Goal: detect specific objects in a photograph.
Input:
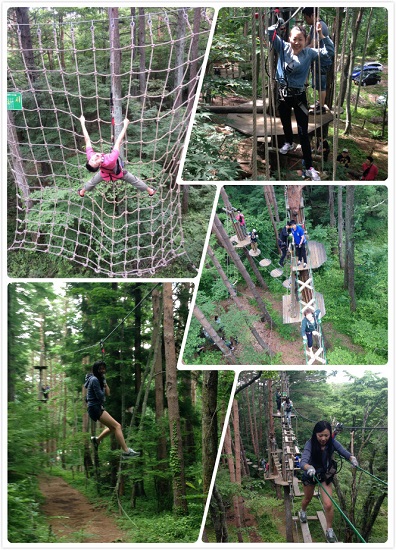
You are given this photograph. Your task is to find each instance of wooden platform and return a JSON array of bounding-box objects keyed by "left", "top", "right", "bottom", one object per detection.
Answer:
[
  {"left": 259, "top": 258, "right": 271, "bottom": 267},
  {"left": 230, "top": 235, "right": 251, "bottom": 248},
  {"left": 226, "top": 108, "right": 334, "bottom": 138},
  {"left": 249, "top": 248, "right": 261, "bottom": 257},
  {"left": 270, "top": 267, "right": 283, "bottom": 278},
  {"left": 282, "top": 291, "right": 325, "bottom": 324},
  {"left": 291, "top": 241, "right": 327, "bottom": 271}
]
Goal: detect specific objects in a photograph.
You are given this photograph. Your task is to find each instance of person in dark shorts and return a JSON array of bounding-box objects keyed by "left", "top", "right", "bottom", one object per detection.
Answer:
[
  {"left": 299, "top": 420, "right": 358, "bottom": 543},
  {"left": 84, "top": 360, "right": 139, "bottom": 458}
]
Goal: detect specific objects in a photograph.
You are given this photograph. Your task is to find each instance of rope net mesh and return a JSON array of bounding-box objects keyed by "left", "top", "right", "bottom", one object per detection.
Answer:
[{"left": 7, "top": 7, "right": 212, "bottom": 276}]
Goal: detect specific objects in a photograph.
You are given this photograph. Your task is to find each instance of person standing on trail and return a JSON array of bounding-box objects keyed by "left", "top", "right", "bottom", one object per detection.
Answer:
[
  {"left": 299, "top": 420, "right": 358, "bottom": 543},
  {"left": 290, "top": 220, "right": 307, "bottom": 268},
  {"left": 84, "top": 360, "right": 139, "bottom": 459},
  {"left": 301, "top": 307, "right": 322, "bottom": 358}
]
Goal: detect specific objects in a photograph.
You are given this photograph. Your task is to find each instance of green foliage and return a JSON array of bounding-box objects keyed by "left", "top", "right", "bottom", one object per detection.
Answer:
[
  {"left": 8, "top": 480, "right": 50, "bottom": 543},
  {"left": 182, "top": 113, "right": 244, "bottom": 181}
]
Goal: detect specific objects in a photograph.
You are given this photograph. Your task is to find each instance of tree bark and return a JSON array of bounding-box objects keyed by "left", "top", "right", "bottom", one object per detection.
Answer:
[
  {"left": 212, "top": 215, "right": 275, "bottom": 327},
  {"left": 223, "top": 424, "right": 243, "bottom": 542},
  {"left": 193, "top": 305, "right": 239, "bottom": 364},
  {"left": 344, "top": 9, "right": 363, "bottom": 134},
  {"left": 163, "top": 283, "right": 188, "bottom": 515},
  {"left": 344, "top": 186, "right": 356, "bottom": 311},
  {"left": 202, "top": 371, "right": 218, "bottom": 495},
  {"left": 338, "top": 186, "right": 345, "bottom": 269},
  {"left": 138, "top": 9, "right": 146, "bottom": 101}
]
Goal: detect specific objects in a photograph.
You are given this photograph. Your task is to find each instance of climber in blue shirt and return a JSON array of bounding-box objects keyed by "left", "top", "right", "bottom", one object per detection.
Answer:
[{"left": 290, "top": 220, "right": 307, "bottom": 268}]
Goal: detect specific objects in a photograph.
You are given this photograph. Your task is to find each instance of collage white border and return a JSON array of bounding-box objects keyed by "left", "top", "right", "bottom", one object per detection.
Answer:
[{"left": 2, "top": 1, "right": 394, "bottom": 549}]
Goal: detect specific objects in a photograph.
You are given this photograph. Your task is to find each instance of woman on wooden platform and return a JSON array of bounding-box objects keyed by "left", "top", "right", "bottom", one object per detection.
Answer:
[{"left": 267, "top": 21, "right": 334, "bottom": 181}]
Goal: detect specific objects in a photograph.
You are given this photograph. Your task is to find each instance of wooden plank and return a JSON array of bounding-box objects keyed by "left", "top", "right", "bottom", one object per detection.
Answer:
[
  {"left": 288, "top": 458, "right": 294, "bottom": 470},
  {"left": 293, "top": 476, "right": 303, "bottom": 496},
  {"left": 300, "top": 521, "right": 313, "bottom": 543},
  {"left": 295, "top": 446, "right": 300, "bottom": 454},
  {"left": 292, "top": 516, "right": 318, "bottom": 521},
  {"left": 317, "top": 511, "right": 328, "bottom": 536},
  {"left": 226, "top": 110, "right": 334, "bottom": 138}
]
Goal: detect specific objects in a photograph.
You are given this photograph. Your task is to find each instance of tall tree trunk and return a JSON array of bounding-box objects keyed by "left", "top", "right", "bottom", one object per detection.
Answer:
[
  {"left": 223, "top": 424, "right": 243, "bottom": 542},
  {"left": 202, "top": 371, "right": 218, "bottom": 495},
  {"left": 338, "top": 186, "right": 345, "bottom": 269},
  {"left": 344, "top": 186, "right": 356, "bottom": 311},
  {"left": 344, "top": 9, "right": 363, "bottom": 134},
  {"left": 138, "top": 8, "right": 146, "bottom": 101},
  {"left": 329, "top": 185, "right": 337, "bottom": 255},
  {"left": 153, "top": 288, "right": 170, "bottom": 507},
  {"left": 193, "top": 305, "right": 239, "bottom": 364},
  {"left": 207, "top": 246, "right": 274, "bottom": 355},
  {"left": 163, "top": 283, "right": 188, "bottom": 515},
  {"left": 212, "top": 215, "right": 275, "bottom": 327},
  {"left": 174, "top": 9, "right": 187, "bottom": 111},
  {"left": 209, "top": 484, "right": 229, "bottom": 542},
  {"left": 187, "top": 8, "right": 202, "bottom": 117},
  {"left": 264, "top": 185, "right": 280, "bottom": 245},
  {"left": 243, "top": 248, "right": 269, "bottom": 290}
]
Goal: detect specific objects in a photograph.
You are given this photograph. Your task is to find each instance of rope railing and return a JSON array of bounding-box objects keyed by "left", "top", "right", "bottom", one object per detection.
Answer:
[{"left": 314, "top": 475, "right": 367, "bottom": 543}]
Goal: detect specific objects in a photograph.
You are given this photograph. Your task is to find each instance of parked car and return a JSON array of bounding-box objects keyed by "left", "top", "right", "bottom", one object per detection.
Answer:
[
  {"left": 351, "top": 63, "right": 383, "bottom": 79},
  {"left": 353, "top": 72, "right": 381, "bottom": 86},
  {"left": 364, "top": 62, "right": 383, "bottom": 72}
]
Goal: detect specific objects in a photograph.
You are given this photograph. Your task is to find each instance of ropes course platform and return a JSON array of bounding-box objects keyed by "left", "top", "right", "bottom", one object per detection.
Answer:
[
  {"left": 282, "top": 291, "right": 325, "bottom": 324},
  {"left": 291, "top": 241, "right": 327, "bottom": 271},
  {"left": 225, "top": 103, "right": 334, "bottom": 139},
  {"left": 230, "top": 235, "right": 251, "bottom": 248}
]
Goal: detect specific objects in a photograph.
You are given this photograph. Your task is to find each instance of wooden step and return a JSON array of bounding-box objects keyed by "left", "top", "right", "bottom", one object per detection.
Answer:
[
  {"left": 293, "top": 476, "right": 303, "bottom": 497},
  {"left": 317, "top": 510, "right": 327, "bottom": 536}
]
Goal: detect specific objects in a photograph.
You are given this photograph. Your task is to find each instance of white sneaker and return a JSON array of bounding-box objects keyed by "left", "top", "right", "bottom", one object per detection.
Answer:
[
  {"left": 306, "top": 167, "right": 321, "bottom": 181},
  {"left": 297, "top": 261, "right": 301, "bottom": 266},
  {"left": 279, "top": 142, "right": 296, "bottom": 155},
  {"left": 303, "top": 262, "right": 307, "bottom": 268}
]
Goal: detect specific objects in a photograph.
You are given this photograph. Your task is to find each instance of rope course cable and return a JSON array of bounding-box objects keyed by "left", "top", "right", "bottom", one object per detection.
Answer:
[
  {"left": 73, "top": 282, "right": 162, "bottom": 357},
  {"left": 314, "top": 475, "right": 367, "bottom": 543},
  {"left": 7, "top": 7, "right": 212, "bottom": 276}
]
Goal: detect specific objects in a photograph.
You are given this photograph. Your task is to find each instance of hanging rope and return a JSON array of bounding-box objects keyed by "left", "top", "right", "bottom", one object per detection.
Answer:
[
  {"left": 7, "top": 8, "right": 212, "bottom": 276},
  {"left": 74, "top": 283, "right": 162, "bottom": 357}
]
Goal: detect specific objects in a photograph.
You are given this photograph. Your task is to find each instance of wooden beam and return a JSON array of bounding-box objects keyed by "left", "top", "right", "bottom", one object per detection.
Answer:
[{"left": 317, "top": 511, "right": 328, "bottom": 536}]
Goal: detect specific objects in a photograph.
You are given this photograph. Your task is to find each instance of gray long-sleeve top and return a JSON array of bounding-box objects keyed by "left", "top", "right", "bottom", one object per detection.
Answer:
[
  {"left": 84, "top": 373, "right": 105, "bottom": 407},
  {"left": 300, "top": 438, "right": 351, "bottom": 471},
  {"left": 268, "top": 25, "right": 334, "bottom": 88}
]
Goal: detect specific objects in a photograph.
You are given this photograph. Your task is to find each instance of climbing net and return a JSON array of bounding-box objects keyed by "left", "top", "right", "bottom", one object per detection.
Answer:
[{"left": 7, "top": 7, "right": 212, "bottom": 276}]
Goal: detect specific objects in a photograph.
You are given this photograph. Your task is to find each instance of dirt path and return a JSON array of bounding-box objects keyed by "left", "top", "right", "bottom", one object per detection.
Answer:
[
  {"left": 39, "top": 474, "right": 126, "bottom": 543},
  {"left": 221, "top": 285, "right": 363, "bottom": 364}
]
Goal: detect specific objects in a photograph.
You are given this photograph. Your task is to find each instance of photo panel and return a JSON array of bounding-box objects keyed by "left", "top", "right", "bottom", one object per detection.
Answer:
[
  {"left": 202, "top": 369, "right": 388, "bottom": 544},
  {"left": 7, "top": 281, "right": 236, "bottom": 544},
  {"left": 180, "top": 6, "right": 388, "bottom": 183},
  {"left": 183, "top": 184, "right": 388, "bottom": 366},
  {"left": 7, "top": 6, "right": 215, "bottom": 278}
]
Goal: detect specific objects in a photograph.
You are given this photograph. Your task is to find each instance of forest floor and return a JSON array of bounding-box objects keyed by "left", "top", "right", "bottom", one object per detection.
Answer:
[
  {"left": 221, "top": 285, "right": 364, "bottom": 364},
  {"left": 39, "top": 474, "right": 126, "bottom": 543}
]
